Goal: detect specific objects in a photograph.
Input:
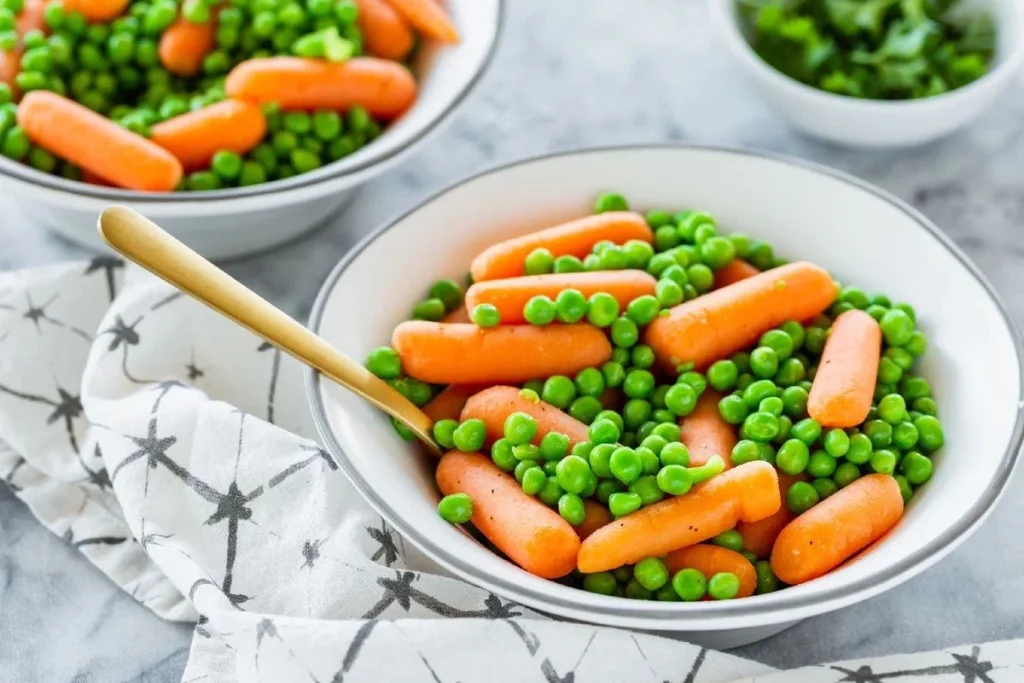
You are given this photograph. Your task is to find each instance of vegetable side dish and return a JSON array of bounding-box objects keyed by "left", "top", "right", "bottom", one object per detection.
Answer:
[
  {"left": 0, "top": 0, "right": 457, "bottom": 191},
  {"left": 364, "top": 194, "right": 943, "bottom": 601},
  {"left": 739, "top": 0, "right": 995, "bottom": 100}
]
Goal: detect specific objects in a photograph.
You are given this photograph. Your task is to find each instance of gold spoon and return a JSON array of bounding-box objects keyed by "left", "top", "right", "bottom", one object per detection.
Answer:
[{"left": 97, "top": 206, "right": 441, "bottom": 455}]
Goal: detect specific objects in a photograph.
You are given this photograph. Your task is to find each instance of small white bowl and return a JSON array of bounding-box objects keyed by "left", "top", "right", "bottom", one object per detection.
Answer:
[
  {"left": 709, "top": 0, "right": 1024, "bottom": 147},
  {"left": 307, "top": 146, "right": 1023, "bottom": 649},
  {"left": 0, "top": 0, "right": 502, "bottom": 260}
]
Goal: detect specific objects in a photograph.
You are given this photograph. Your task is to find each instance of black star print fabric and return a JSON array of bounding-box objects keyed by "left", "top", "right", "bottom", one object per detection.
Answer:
[{"left": 3, "top": 262, "right": 1021, "bottom": 683}]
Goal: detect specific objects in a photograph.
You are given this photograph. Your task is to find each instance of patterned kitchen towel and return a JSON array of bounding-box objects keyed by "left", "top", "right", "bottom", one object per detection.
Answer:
[{"left": 0, "top": 259, "right": 1019, "bottom": 683}]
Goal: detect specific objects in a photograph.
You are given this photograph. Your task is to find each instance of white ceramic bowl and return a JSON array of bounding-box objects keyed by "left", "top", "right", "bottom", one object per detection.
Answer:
[
  {"left": 307, "top": 146, "right": 1023, "bottom": 649},
  {"left": 709, "top": 0, "right": 1024, "bottom": 147},
  {"left": 0, "top": 0, "right": 502, "bottom": 260}
]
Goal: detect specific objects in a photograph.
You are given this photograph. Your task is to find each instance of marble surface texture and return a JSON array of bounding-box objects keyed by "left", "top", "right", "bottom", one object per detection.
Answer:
[{"left": 3, "top": 1, "right": 1024, "bottom": 680}]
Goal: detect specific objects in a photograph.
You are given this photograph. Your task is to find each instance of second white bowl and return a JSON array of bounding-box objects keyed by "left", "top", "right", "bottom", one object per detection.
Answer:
[{"left": 709, "top": 0, "right": 1024, "bottom": 147}]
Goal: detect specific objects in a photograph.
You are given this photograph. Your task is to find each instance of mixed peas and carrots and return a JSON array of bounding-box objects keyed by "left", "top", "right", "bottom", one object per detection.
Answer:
[
  {"left": 0, "top": 0, "right": 456, "bottom": 190},
  {"left": 364, "top": 193, "right": 943, "bottom": 601},
  {"left": 740, "top": 0, "right": 995, "bottom": 100}
]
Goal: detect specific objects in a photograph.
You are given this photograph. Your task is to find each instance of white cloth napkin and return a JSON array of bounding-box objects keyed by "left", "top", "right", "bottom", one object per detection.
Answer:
[{"left": 2, "top": 259, "right": 1021, "bottom": 683}]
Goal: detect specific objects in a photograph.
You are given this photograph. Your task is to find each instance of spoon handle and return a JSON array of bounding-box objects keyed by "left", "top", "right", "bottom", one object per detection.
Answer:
[{"left": 97, "top": 206, "right": 438, "bottom": 453}]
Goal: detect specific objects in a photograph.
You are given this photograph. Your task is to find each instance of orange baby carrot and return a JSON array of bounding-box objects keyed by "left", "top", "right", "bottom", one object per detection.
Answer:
[
  {"left": 771, "top": 474, "right": 903, "bottom": 585},
  {"left": 460, "top": 385, "right": 590, "bottom": 446},
  {"left": 680, "top": 390, "right": 735, "bottom": 469},
  {"left": 17, "top": 0, "right": 48, "bottom": 35},
  {"left": 665, "top": 544, "right": 757, "bottom": 598},
  {"left": 225, "top": 57, "right": 417, "bottom": 119},
  {"left": 577, "top": 461, "right": 781, "bottom": 573},
  {"left": 151, "top": 100, "right": 267, "bottom": 170},
  {"left": 385, "top": 0, "right": 459, "bottom": 43},
  {"left": 63, "top": 0, "right": 129, "bottom": 21},
  {"left": 807, "top": 309, "right": 882, "bottom": 428},
  {"left": 357, "top": 0, "right": 414, "bottom": 60},
  {"left": 576, "top": 500, "right": 614, "bottom": 540},
  {"left": 17, "top": 92, "right": 182, "bottom": 192},
  {"left": 442, "top": 305, "right": 470, "bottom": 323},
  {"left": 735, "top": 472, "right": 805, "bottom": 558},
  {"left": 0, "top": 50, "right": 18, "bottom": 92},
  {"left": 714, "top": 259, "right": 760, "bottom": 289},
  {"left": 436, "top": 451, "right": 579, "bottom": 578},
  {"left": 470, "top": 212, "right": 653, "bottom": 282},
  {"left": 645, "top": 262, "right": 836, "bottom": 371},
  {"left": 392, "top": 321, "right": 612, "bottom": 385},
  {"left": 464, "top": 271, "right": 658, "bottom": 325},
  {"left": 422, "top": 384, "right": 486, "bottom": 423},
  {"left": 158, "top": 16, "right": 217, "bottom": 78}
]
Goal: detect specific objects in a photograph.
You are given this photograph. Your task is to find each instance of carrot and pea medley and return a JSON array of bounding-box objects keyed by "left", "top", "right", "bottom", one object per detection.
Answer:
[
  {"left": 0, "top": 0, "right": 456, "bottom": 191},
  {"left": 364, "top": 194, "right": 943, "bottom": 599}
]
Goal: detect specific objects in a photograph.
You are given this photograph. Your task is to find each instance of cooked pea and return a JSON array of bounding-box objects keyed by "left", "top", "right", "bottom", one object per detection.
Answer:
[
  {"left": 365, "top": 345, "right": 401, "bottom": 379},
  {"left": 524, "top": 295, "right": 557, "bottom": 326},
  {"left": 845, "top": 433, "right": 873, "bottom": 464},
  {"left": 524, "top": 247, "right": 554, "bottom": 275},
  {"left": 665, "top": 382, "right": 698, "bottom": 416},
  {"left": 706, "top": 360, "right": 739, "bottom": 392},
  {"left": 905, "top": 330, "right": 927, "bottom": 357},
  {"left": 541, "top": 375, "right": 576, "bottom": 410},
  {"left": 880, "top": 308, "right": 915, "bottom": 346},
  {"left": 594, "top": 192, "right": 628, "bottom": 213},
  {"left": 553, "top": 255, "right": 584, "bottom": 273},
  {"left": 912, "top": 397, "right": 938, "bottom": 416},
  {"left": 776, "top": 439, "right": 809, "bottom": 475},
  {"left": 900, "top": 451, "right": 933, "bottom": 485},
  {"left": 711, "top": 529, "right": 744, "bottom": 552},
  {"left": 708, "top": 572, "right": 740, "bottom": 600},
  {"left": 781, "top": 386, "right": 809, "bottom": 419},
  {"left": 569, "top": 396, "right": 603, "bottom": 424},
  {"left": 833, "top": 462, "right": 861, "bottom": 488},
  {"left": 437, "top": 493, "right": 472, "bottom": 524},
  {"left": 608, "top": 491, "right": 643, "bottom": 517},
  {"left": 687, "top": 264, "right": 715, "bottom": 293},
  {"left": 471, "top": 303, "right": 501, "bottom": 328},
  {"left": 538, "top": 477, "right": 564, "bottom": 506},
  {"left": 823, "top": 428, "right": 850, "bottom": 458},
  {"left": 582, "top": 571, "right": 617, "bottom": 595},
  {"left": 539, "top": 432, "right": 570, "bottom": 462},
  {"left": 878, "top": 394, "right": 907, "bottom": 424},
  {"left": 812, "top": 477, "right": 839, "bottom": 500},
  {"left": 490, "top": 439, "right": 516, "bottom": 471},
  {"left": 894, "top": 474, "right": 913, "bottom": 503},
  {"left": 914, "top": 415, "right": 944, "bottom": 452},
  {"left": 555, "top": 288, "right": 589, "bottom": 323},
  {"left": 731, "top": 439, "right": 760, "bottom": 466},
  {"left": 659, "top": 442, "right": 690, "bottom": 468},
  {"left": 786, "top": 481, "right": 819, "bottom": 514},
  {"left": 743, "top": 412, "right": 779, "bottom": 442},
  {"left": 755, "top": 561, "right": 778, "bottom": 594},
  {"left": 806, "top": 450, "right": 837, "bottom": 478},
  {"left": 587, "top": 292, "right": 619, "bottom": 327},
  {"left": 699, "top": 236, "right": 736, "bottom": 269},
  {"left": 901, "top": 376, "right": 932, "bottom": 401},
  {"left": 718, "top": 394, "right": 749, "bottom": 425},
  {"left": 412, "top": 298, "right": 446, "bottom": 321}
]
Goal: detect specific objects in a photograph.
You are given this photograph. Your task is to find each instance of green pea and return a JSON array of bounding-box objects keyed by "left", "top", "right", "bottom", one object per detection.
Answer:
[
  {"left": 879, "top": 308, "right": 915, "bottom": 347},
  {"left": 877, "top": 356, "right": 903, "bottom": 386},
  {"left": 618, "top": 370, "right": 651, "bottom": 401},
  {"left": 628, "top": 557, "right": 669, "bottom": 591},
  {"left": 513, "top": 459, "right": 539, "bottom": 484},
  {"left": 639, "top": 435, "right": 668, "bottom": 457},
  {"left": 586, "top": 292, "right": 618, "bottom": 327},
  {"left": 629, "top": 474, "right": 664, "bottom": 505},
  {"left": 782, "top": 386, "right": 809, "bottom": 419},
  {"left": 536, "top": 432, "right": 568, "bottom": 462},
  {"left": 703, "top": 360, "right": 737, "bottom": 393},
  {"left": 693, "top": 222, "right": 717, "bottom": 245},
  {"left": 868, "top": 449, "right": 897, "bottom": 475},
  {"left": 894, "top": 474, "right": 913, "bottom": 503},
  {"left": 678, "top": 371, "right": 707, "bottom": 396},
  {"left": 609, "top": 316, "right": 638, "bottom": 348},
  {"left": 364, "top": 346, "right": 402, "bottom": 379},
  {"left": 552, "top": 255, "right": 584, "bottom": 273},
  {"left": 779, "top": 320, "right": 805, "bottom": 350},
  {"left": 334, "top": 0, "right": 357, "bottom": 22},
  {"left": 594, "top": 192, "right": 628, "bottom": 213},
  {"left": 711, "top": 529, "right": 744, "bottom": 552},
  {"left": 554, "top": 493, "right": 585, "bottom": 525},
  {"left": 422, "top": 280, "right": 460, "bottom": 314},
  {"left": 621, "top": 295, "right": 657, "bottom": 327},
  {"left": 914, "top": 415, "right": 944, "bottom": 452},
  {"left": 905, "top": 330, "right": 927, "bottom": 357},
  {"left": 410, "top": 298, "right": 444, "bottom": 322},
  {"left": 803, "top": 326, "right": 827, "bottom": 356},
  {"left": 840, "top": 433, "right": 870, "bottom": 465},
  {"left": 729, "top": 440, "right": 758, "bottom": 466},
  {"left": 27, "top": 147, "right": 56, "bottom": 173},
  {"left": 653, "top": 278, "right": 683, "bottom": 309},
  {"left": 647, "top": 252, "right": 676, "bottom": 277},
  {"left": 788, "top": 418, "right": 821, "bottom": 446},
  {"left": 520, "top": 295, "right": 555, "bottom": 326},
  {"left": 623, "top": 399, "right": 653, "bottom": 431},
  {"left": 773, "top": 357, "right": 805, "bottom": 387},
  {"left": 426, "top": 419, "right": 457, "bottom": 450},
  {"left": 741, "top": 411, "right": 778, "bottom": 442},
  {"left": 611, "top": 347, "right": 630, "bottom": 365},
  {"left": 0, "top": 30, "right": 13, "bottom": 51},
  {"left": 14, "top": 70, "right": 47, "bottom": 92},
  {"left": 538, "top": 477, "right": 564, "bottom": 506},
  {"left": 522, "top": 247, "right": 554, "bottom": 275},
  {"left": 898, "top": 450, "right": 932, "bottom": 485},
  {"left": 204, "top": 150, "right": 242, "bottom": 181},
  {"left": 672, "top": 568, "right": 707, "bottom": 601},
  {"left": 569, "top": 396, "right": 602, "bottom": 424},
  {"left": 699, "top": 236, "right": 736, "bottom": 270},
  {"left": 718, "top": 394, "right": 749, "bottom": 425},
  {"left": 875, "top": 394, "right": 907, "bottom": 425},
  {"left": 467, "top": 303, "right": 499, "bottom": 328},
  {"left": 661, "top": 265, "right": 687, "bottom": 288},
  {"left": 756, "top": 331, "right": 792, "bottom": 364},
  {"left": 651, "top": 423, "right": 679, "bottom": 444},
  {"left": 653, "top": 225, "right": 681, "bottom": 253},
  {"left": 658, "top": 442, "right": 690, "bottom": 468},
  {"left": 776, "top": 439, "right": 810, "bottom": 474},
  {"left": 863, "top": 420, "right": 892, "bottom": 449},
  {"left": 539, "top": 375, "right": 575, "bottom": 410},
  {"left": 747, "top": 346, "right": 778, "bottom": 379},
  {"left": 625, "top": 346, "right": 653, "bottom": 371},
  {"left": 608, "top": 491, "right": 642, "bottom": 517},
  {"left": 774, "top": 414, "right": 793, "bottom": 444},
  {"left": 687, "top": 264, "right": 715, "bottom": 293},
  {"left": 833, "top": 462, "right": 861, "bottom": 488},
  {"left": 487, "top": 439, "right": 513, "bottom": 471},
  {"left": 609, "top": 447, "right": 642, "bottom": 484},
  {"left": 900, "top": 376, "right": 932, "bottom": 401},
  {"left": 755, "top": 561, "right": 778, "bottom": 594},
  {"left": 621, "top": 579, "right": 650, "bottom": 600},
  {"left": 805, "top": 448, "right": 836, "bottom": 477},
  {"left": 582, "top": 571, "right": 618, "bottom": 596},
  {"left": 755, "top": 442, "right": 776, "bottom": 465},
  {"left": 741, "top": 379, "right": 777, "bottom": 408},
  {"left": 891, "top": 421, "right": 918, "bottom": 450},
  {"left": 546, "top": 289, "right": 587, "bottom": 325},
  {"left": 759, "top": 396, "right": 784, "bottom": 417},
  {"left": 665, "top": 382, "right": 697, "bottom": 417},
  {"left": 499, "top": 412, "right": 535, "bottom": 446},
  {"left": 819, "top": 429, "right": 848, "bottom": 458},
  {"left": 187, "top": 170, "right": 221, "bottom": 191},
  {"left": 808, "top": 477, "right": 838, "bottom": 500},
  {"left": 569, "top": 367, "right": 602, "bottom": 399},
  {"left": 585, "top": 443, "right": 613, "bottom": 478},
  {"left": 707, "top": 572, "right": 740, "bottom": 600},
  {"left": 595, "top": 479, "right": 624, "bottom": 504},
  {"left": 912, "top": 397, "right": 938, "bottom": 417},
  {"left": 622, "top": 240, "right": 654, "bottom": 269},
  {"left": 437, "top": 493, "right": 472, "bottom": 523},
  {"left": 786, "top": 481, "right": 819, "bottom": 514}
]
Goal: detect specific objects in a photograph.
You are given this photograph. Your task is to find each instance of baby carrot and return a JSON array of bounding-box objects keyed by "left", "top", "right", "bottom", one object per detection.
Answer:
[
  {"left": 460, "top": 385, "right": 590, "bottom": 446},
  {"left": 436, "top": 451, "right": 579, "bottom": 578},
  {"left": 442, "top": 305, "right": 471, "bottom": 323},
  {"left": 16, "top": 92, "right": 182, "bottom": 192},
  {"left": 470, "top": 212, "right": 653, "bottom": 282},
  {"left": 714, "top": 259, "right": 760, "bottom": 289},
  {"left": 735, "top": 472, "right": 805, "bottom": 558},
  {"left": 645, "top": 262, "right": 836, "bottom": 371},
  {"left": 357, "top": 0, "right": 414, "bottom": 60},
  {"left": 17, "top": 0, "right": 48, "bottom": 36},
  {"left": 225, "top": 57, "right": 417, "bottom": 119},
  {"left": 680, "top": 390, "right": 735, "bottom": 469},
  {"left": 63, "top": 0, "right": 129, "bottom": 22},
  {"left": 576, "top": 500, "right": 613, "bottom": 540},
  {"left": 577, "top": 461, "right": 781, "bottom": 573},
  {"left": 665, "top": 544, "right": 757, "bottom": 598},
  {"left": 151, "top": 100, "right": 267, "bottom": 170},
  {"left": 385, "top": 0, "right": 459, "bottom": 43},
  {"left": 771, "top": 474, "right": 903, "bottom": 585},
  {"left": 0, "top": 51, "right": 18, "bottom": 92},
  {"left": 158, "top": 16, "right": 217, "bottom": 78},
  {"left": 422, "top": 384, "right": 487, "bottom": 423},
  {"left": 807, "top": 309, "right": 882, "bottom": 428},
  {"left": 464, "top": 271, "right": 658, "bottom": 325},
  {"left": 392, "top": 321, "right": 613, "bottom": 385}
]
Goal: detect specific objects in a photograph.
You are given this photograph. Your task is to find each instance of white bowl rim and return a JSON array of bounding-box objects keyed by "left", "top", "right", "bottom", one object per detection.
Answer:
[
  {"left": 0, "top": 0, "right": 505, "bottom": 203},
  {"left": 305, "top": 144, "right": 1024, "bottom": 622},
  {"left": 709, "top": 0, "right": 1024, "bottom": 111}
]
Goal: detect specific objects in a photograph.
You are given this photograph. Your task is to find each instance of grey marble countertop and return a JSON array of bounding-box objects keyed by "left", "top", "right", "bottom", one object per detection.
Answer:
[{"left": 3, "top": 1, "right": 1024, "bottom": 680}]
